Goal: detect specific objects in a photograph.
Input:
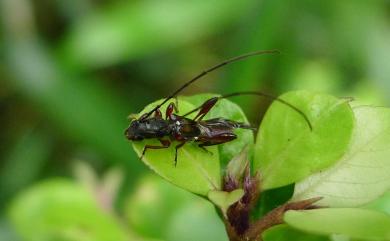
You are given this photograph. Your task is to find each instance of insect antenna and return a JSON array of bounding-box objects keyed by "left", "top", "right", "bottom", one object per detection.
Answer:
[
  {"left": 140, "top": 50, "right": 280, "bottom": 120},
  {"left": 183, "top": 91, "right": 313, "bottom": 130}
]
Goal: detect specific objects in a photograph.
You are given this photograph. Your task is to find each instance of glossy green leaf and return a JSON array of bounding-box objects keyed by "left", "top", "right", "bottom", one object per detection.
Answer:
[
  {"left": 254, "top": 91, "right": 355, "bottom": 190},
  {"left": 284, "top": 208, "right": 390, "bottom": 240},
  {"left": 293, "top": 106, "right": 390, "bottom": 207},
  {"left": 183, "top": 93, "right": 254, "bottom": 168},
  {"left": 208, "top": 189, "right": 245, "bottom": 216},
  {"left": 8, "top": 179, "right": 129, "bottom": 241},
  {"left": 262, "top": 224, "right": 329, "bottom": 241},
  {"left": 132, "top": 98, "right": 220, "bottom": 196}
]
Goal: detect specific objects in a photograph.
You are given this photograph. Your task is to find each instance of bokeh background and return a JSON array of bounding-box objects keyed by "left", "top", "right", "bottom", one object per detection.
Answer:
[{"left": 1, "top": 0, "right": 390, "bottom": 240}]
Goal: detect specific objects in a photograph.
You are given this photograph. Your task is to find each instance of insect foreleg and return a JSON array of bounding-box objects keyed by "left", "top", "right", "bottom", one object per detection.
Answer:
[
  {"left": 154, "top": 109, "right": 163, "bottom": 118},
  {"left": 166, "top": 102, "right": 179, "bottom": 120},
  {"left": 141, "top": 139, "right": 171, "bottom": 159}
]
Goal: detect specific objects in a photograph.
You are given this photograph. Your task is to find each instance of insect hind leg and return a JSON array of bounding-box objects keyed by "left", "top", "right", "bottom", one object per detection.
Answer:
[{"left": 199, "top": 145, "right": 213, "bottom": 155}]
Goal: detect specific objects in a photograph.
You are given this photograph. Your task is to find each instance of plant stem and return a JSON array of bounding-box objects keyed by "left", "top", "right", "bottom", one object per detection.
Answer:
[{"left": 224, "top": 197, "right": 322, "bottom": 241}]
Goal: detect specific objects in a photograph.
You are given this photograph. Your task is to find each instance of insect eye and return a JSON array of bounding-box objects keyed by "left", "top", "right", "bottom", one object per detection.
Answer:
[{"left": 131, "top": 121, "right": 140, "bottom": 127}]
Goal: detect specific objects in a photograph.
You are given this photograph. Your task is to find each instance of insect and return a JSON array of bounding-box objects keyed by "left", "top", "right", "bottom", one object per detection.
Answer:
[{"left": 125, "top": 50, "right": 312, "bottom": 166}]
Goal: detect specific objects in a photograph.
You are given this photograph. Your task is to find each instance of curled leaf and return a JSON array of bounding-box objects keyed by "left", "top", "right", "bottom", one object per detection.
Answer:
[{"left": 225, "top": 146, "right": 249, "bottom": 183}]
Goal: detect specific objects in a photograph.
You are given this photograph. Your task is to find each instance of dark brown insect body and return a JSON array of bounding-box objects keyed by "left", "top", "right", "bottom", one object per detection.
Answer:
[
  {"left": 125, "top": 97, "right": 254, "bottom": 165},
  {"left": 125, "top": 51, "right": 312, "bottom": 165}
]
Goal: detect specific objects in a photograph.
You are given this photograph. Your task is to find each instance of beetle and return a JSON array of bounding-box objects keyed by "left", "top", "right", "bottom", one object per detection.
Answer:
[{"left": 125, "top": 50, "right": 312, "bottom": 166}]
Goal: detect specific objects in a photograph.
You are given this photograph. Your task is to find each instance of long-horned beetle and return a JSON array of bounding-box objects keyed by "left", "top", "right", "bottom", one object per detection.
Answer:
[{"left": 125, "top": 50, "right": 312, "bottom": 166}]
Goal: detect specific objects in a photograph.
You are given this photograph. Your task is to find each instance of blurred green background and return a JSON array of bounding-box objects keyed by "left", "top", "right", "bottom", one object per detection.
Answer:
[{"left": 0, "top": 0, "right": 389, "bottom": 240}]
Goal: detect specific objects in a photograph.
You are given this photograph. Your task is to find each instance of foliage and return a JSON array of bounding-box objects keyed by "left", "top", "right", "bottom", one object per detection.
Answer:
[
  {"left": 2, "top": 0, "right": 390, "bottom": 241},
  {"left": 127, "top": 91, "right": 390, "bottom": 240}
]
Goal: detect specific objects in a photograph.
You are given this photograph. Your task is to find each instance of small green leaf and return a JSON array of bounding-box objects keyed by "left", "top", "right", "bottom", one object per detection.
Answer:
[
  {"left": 262, "top": 224, "right": 329, "bottom": 241},
  {"left": 166, "top": 199, "right": 228, "bottom": 241},
  {"left": 183, "top": 93, "right": 254, "bottom": 168},
  {"left": 132, "top": 98, "right": 220, "bottom": 196},
  {"left": 125, "top": 175, "right": 194, "bottom": 239},
  {"left": 208, "top": 189, "right": 245, "bottom": 216},
  {"left": 8, "top": 179, "right": 129, "bottom": 241},
  {"left": 293, "top": 106, "right": 390, "bottom": 207},
  {"left": 254, "top": 90, "right": 355, "bottom": 190},
  {"left": 284, "top": 208, "right": 390, "bottom": 240}
]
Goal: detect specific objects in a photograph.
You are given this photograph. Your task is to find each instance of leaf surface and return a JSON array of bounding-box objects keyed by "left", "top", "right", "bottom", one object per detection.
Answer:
[
  {"left": 262, "top": 224, "right": 329, "bottom": 241},
  {"left": 8, "top": 179, "right": 130, "bottom": 241},
  {"left": 293, "top": 106, "right": 390, "bottom": 207},
  {"left": 284, "top": 208, "right": 390, "bottom": 240},
  {"left": 132, "top": 98, "right": 220, "bottom": 196},
  {"left": 254, "top": 91, "right": 355, "bottom": 189},
  {"left": 208, "top": 189, "right": 245, "bottom": 215}
]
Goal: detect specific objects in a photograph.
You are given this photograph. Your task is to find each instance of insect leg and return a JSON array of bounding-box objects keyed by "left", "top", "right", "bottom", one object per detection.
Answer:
[
  {"left": 141, "top": 139, "right": 171, "bottom": 159},
  {"left": 154, "top": 109, "right": 163, "bottom": 118},
  {"left": 166, "top": 102, "right": 179, "bottom": 120},
  {"left": 199, "top": 146, "right": 213, "bottom": 155},
  {"left": 174, "top": 141, "right": 186, "bottom": 166},
  {"left": 192, "top": 97, "right": 219, "bottom": 121}
]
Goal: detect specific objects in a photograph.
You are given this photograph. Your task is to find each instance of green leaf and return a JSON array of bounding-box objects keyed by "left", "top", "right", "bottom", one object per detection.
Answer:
[
  {"left": 262, "top": 224, "right": 329, "bottom": 241},
  {"left": 208, "top": 189, "right": 245, "bottom": 216},
  {"left": 254, "top": 90, "right": 355, "bottom": 190},
  {"left": 183, "top": 93, "right": 254, "bottom": 168},
  {"left": 284, "top": 208, "right": 390, "bottom": 240},
  {"left": 166, "top": 200, "right": 228, "bottom": 241},
  {"left": 255, "top": 184, "right": 295, "bottom": 219},
  {"left": 365, "top": 191, "right": 390, "bottom": 215},
  {"left": 125, "top": 175, "right": 227, "bottom": 241},
  {"left": 293, "top": 106, "right": 390, "bottom": 207},
  {"left": 132, "top": 98, "right": 220, "bottom": 196},
  {"left": 8, "top": 179, "right": 129, "bottom": 241},
  {"left": 125, "top": 175, "right": 194, "bottom": 239}
]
